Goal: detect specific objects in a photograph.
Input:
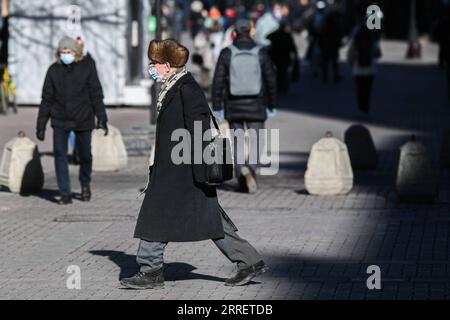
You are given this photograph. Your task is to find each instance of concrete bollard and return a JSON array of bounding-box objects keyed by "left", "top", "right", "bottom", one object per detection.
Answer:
[
  {"left": 92, "top": 125, "right": 128, "bottom": 172},
  {"left": 395, "top": 136, "right": 438, "bottom": 203},
  {"left": 305, "top": 131, "right": 354, "bottom": 195},
  {"left": 0, "top": 131, "right": 44, "bottom": 194}
]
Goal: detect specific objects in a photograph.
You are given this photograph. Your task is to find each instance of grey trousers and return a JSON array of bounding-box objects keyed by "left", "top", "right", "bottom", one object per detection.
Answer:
[
  {"left": 229, "top": 121, "right": 265, "bottom": 178},
  {"left": 137, "top": 211, "right": 262, "bottom": 272}
]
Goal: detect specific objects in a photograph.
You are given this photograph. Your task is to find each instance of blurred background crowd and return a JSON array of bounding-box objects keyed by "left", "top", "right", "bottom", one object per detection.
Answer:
[{"left": 1, "top": 0, "right": 449, "bottom": 115}]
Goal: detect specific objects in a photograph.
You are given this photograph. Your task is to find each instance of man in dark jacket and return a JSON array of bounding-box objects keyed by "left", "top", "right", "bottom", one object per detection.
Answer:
[
  {"left": 267, "top": 21, "right": 299, "bottom": 94},
  {"left": 212, "top": 20, "right": 277, "bottom": 193},
  {"left": 318, "top": 6, "right": 344, "bottom": 83},
  {"left": 0, "top": 0, "right": 9, "bottom": 68},
  {"left": 435, "top": 6, "right": 450, "bottom": 100},
  {"left": 120, "top": 39, "right": 267, "bottom": 290},
  {"left": 36, "top": 36, "right": 108, "bottom": 205}
]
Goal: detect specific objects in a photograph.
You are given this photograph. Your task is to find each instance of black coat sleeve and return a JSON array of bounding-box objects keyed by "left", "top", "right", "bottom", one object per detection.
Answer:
[
  {"left": 36, "top": 68, "right": 55, "bottom": 132},
  {"left": 180, "top": 82, "right": 211, "bottom": 183},
  {"left": 87, "top": 60, "right": 108, "bottom": 123},
  {"left": 260, "top": 47, "right": 277, "bottom": 110},
  {"left": 211, "top": 48, "right": 230, "bottom": 111}
]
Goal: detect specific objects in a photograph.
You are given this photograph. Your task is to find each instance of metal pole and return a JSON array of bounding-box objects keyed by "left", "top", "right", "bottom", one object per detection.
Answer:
[{"left": 150, "top": 0, "right": 162, "bottom": 125}]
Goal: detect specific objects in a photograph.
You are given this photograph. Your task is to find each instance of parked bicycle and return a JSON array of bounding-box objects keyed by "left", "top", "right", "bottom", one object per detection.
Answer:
[{"left": 0, "top": 66, "right": 17, "bottom": 115}]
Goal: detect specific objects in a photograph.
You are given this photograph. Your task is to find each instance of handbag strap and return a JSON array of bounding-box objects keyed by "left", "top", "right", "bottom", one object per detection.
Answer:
[
  {"left": 206, "top": 104, "right": 223, "bottom": 137},
  {"left": 179, "top": 81, "right": 224, "bottom": 137}
]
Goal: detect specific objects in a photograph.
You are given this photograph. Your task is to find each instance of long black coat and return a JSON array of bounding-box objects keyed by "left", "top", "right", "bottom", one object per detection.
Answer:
[
  {"left": 134, "top": 73, "right": 233, "bottom": 243},
  {"left": 37, "top": 56, "right": 108, "bottom": 132}
]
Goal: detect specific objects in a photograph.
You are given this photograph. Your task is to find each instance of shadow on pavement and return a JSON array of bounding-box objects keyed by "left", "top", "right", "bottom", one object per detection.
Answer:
[
  {"left": 89, "top": 250, "right": 228, "bottom": 284},
  {"left": 24, "top": 188, "right": 84, "bottom": 203},
  {"left": 23, "top": 188, "right": 60, "bottom": 203}
]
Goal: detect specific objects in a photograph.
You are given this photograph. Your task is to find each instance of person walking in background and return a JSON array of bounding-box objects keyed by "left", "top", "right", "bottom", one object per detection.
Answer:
[
  {"left": 347, "top": 20, "right": 381, "bottom": 115},
  {"left": 222, "top": 17, "right": 237, "bottom": 49},
  {"left": 189, "top": 0, "right": 205, "bottom": 40},
  {"left": 434, "top": 5, "right": 450, "bottom": 100},
  {"left": 0, "top": 0, "right": 14, "bottom": 115},
  {"left": 318, "top": 2, "right": 344, "bottom": 83},
  {"left": 223, "top": 7, "right": 237, "bottom": 32},
  {"left": 209, "top": 19, "right": 225, "bottom": 62},
  {"left": 0, "top": 0, "right": 9, "bottom": 69},
  {"left": 120, "top": 39, "right": 267, "bottom": 290},
  {"left": 267, "top": 21, "right": 299, "bottom": 95},
  {"left": 253, "top": 4, "right": 280, "bottom": 47},
  {"left": 434, "top": 5, "right": 450, "bottom": 70},
  {"left": 36, "top": 36, "right": 109, "bottom": 205},
  {"left": 305, "top": 0, "right": 327, "bottom": 79},
  {"left": 212, "top": 20, "right": 277, "bottom": 194},
  {"left": 193, "top": 26, "right": 215, "bottom": 93}
]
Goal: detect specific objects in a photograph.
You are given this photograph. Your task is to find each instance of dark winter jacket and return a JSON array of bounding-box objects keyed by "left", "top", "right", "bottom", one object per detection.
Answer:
[
  {"left": 37, "top": 56, "right": 108, "bottom": 132},
  {"left": 134, "top": 72, "right": 232, "bottom": 242},
  {"left": 267, "top": 27, "right": 298, "bottom": 67},
  {"left": 212, "top": 34, "right": 277, "bottom": 122},
  {"left": 318, "top": 10, "right": 344, "bottom": 58},
  {"left": 0, "top": 16, "right": 9, "bottom": 65}
]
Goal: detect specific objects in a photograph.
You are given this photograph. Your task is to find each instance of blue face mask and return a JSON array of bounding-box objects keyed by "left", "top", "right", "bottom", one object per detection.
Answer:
[
  {"left": 148, "top": 66, "right": 163, "bottom": 82},
  {"left": 60, "top": 53, "right": 75, "bottom": 65}
]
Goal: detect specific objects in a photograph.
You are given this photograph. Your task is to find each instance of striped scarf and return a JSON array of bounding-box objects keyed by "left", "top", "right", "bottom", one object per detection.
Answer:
[{"left": 156, "top": 66, "right": 188, "bottom": 114}]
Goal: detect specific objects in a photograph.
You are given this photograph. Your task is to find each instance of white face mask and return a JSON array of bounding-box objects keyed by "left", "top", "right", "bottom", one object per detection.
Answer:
[
  {"left": 60, "top": 53, "right": 75, "bottom": 65},
  {"left": 148, "top": 66, "right": 163, "bottom": 82}
]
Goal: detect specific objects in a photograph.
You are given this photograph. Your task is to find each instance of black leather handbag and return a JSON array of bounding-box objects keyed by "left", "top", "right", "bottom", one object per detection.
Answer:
[
  {"left": 179, "top": 85, "right": 233, "bottom": 186},
  {"left": 204, "top": 108, "right": 234, "bottom": 186}
]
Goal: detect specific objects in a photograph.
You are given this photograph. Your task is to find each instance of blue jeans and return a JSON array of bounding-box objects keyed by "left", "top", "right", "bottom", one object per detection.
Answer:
[{"left": 53, "top": 128, "right": 93, "bottom": 196}]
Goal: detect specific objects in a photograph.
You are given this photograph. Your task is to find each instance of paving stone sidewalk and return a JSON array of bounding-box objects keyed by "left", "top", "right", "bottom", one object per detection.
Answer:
[{"left": 0, "top": 41, "right": 450, "bottom": 300}]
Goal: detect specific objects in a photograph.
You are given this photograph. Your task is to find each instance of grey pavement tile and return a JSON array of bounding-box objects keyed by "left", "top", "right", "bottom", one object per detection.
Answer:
[{"left": 1, "top": 40, "right": 449, "bottom": 300}]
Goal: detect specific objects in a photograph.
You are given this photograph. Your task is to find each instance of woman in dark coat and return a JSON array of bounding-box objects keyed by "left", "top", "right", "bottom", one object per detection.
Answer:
[
  {"left": 121, "top": 39, "right": 267, "bottom": 290},
  {"left": 347, "top": 22, "right": 381, "bottom": 114},
  {"left": 36, "top": 36, "right": 108, "bottom": 205}
]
